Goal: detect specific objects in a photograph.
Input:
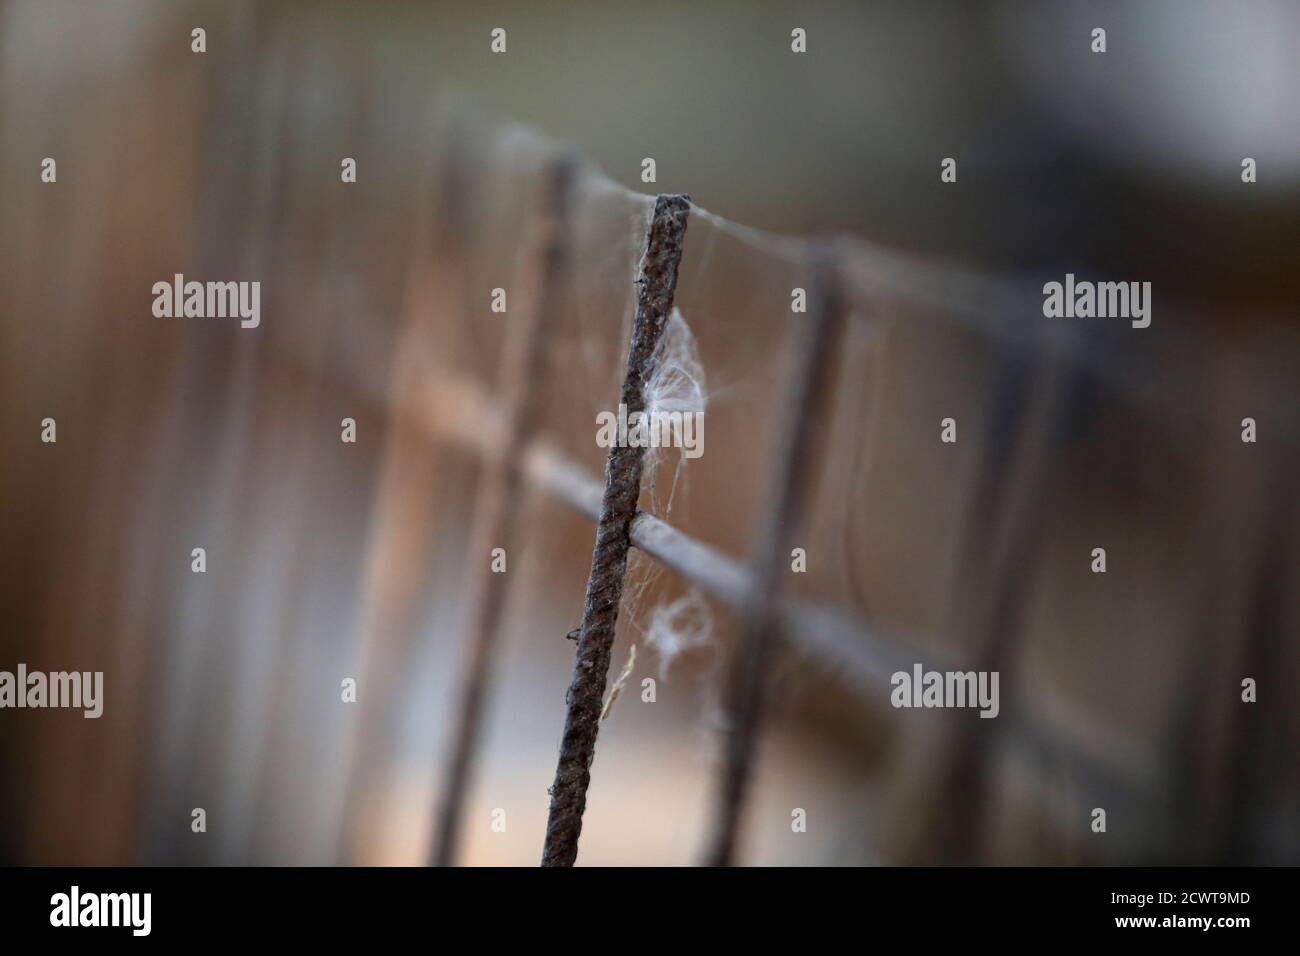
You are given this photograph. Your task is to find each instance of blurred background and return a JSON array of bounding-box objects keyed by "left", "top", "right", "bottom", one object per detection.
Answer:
[{"left": 0, "top": 0, "right": 1296, "bottom": 865}]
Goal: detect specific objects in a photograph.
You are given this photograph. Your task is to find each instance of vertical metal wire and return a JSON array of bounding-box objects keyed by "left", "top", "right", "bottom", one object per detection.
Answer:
[
  {"left": 702, "top": 246, "right": 848, "bottom": 866},
  {"left": 894, "top": 324, "right": 1073, "bottom": 864},
  {"left": 540, "top": 194, "right": 691, "bottom": 867},
  {"left": 430, "top": 155, "right": 576, "bottom": 866}
]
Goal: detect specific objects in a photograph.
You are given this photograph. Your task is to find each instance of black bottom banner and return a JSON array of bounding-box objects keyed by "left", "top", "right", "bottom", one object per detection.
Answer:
[{"left": 0, "top": 866, "right": 1281, "bottom": 942}]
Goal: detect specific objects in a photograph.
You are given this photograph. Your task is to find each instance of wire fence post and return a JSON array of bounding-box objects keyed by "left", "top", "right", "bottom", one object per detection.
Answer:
[
  {"left": 540, "top": 193, "right": 691, "bottom": 867},
  {"left": 702, "top": 246, "right": 848, "bottom": 866},
  {"left": 430, "top": 155, "right": 577, "bottom": 866},
  {"left": 893, "top": 324, "right": 1071, "bottom": 864}
]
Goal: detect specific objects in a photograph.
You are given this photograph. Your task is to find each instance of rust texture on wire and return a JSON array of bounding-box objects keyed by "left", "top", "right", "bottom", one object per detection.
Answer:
[
  {"left": 540, "top": 193, "right": 691, "bottom": 867},
  {"left": 431, "top": 157, "right": 577, "bottom": 866},
  {"left": 703, "top": 248, "right": 849, "bottom": 866}
]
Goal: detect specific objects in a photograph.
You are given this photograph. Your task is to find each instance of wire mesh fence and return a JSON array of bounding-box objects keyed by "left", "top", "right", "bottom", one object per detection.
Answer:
[{"left": 1, "top": 2, "right": 1296, "bottom": 867}]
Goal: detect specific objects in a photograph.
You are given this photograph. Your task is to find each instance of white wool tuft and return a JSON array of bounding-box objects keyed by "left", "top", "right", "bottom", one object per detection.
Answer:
[
  {"left": 642, "top": 307, "right": 707, "bottom": 516},
  {"left": 644, "top": 589, "right": 714, "bottom": 681}
]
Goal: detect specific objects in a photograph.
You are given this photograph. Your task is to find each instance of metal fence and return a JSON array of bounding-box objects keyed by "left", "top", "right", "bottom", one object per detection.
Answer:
[{"left": 2, "top": 6, "right": 1295, "bottom": 867}]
